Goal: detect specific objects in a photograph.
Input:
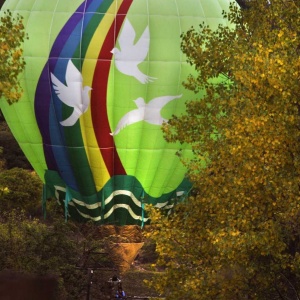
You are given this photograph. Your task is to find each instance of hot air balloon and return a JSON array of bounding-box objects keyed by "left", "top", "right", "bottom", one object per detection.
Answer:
[{"left": 0, "top": 0, "right": 231, "bottom": 227}]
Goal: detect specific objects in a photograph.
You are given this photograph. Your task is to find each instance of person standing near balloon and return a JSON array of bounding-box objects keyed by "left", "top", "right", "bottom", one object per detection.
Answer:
[{"left": 115, "top": 286, "right": 126, "bottom": 299}]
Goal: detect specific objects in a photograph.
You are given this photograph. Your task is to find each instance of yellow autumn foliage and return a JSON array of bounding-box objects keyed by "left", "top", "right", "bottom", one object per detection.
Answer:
[
  {"left": 0, "top": 10, "right": 26, "bottom": 105},
  {"left": 147, "top": 1, "right": 300, "bottom": 299}
]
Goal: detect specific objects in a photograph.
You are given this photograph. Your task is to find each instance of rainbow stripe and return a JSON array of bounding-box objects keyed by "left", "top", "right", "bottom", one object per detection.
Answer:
[{"left": 35, "top": 0, "right": 131, "bottom": 199}]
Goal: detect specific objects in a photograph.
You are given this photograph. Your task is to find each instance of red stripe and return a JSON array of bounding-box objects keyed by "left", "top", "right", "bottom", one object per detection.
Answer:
[{"left": 91, "top": 0, "right": 133, "bottom": 176}]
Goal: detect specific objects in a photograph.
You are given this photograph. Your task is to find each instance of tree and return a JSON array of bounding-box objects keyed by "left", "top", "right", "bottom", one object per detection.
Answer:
[
  {"left": 147, "top": 1, "right": 300, "bottom": 299},
  {"left": 0, "top": 211, "right": 87, "bottom": 299},
  {"left": 0, "top": 168, "right": 42, "bottom": 217},
  {"left": 0, "top": 10, "right": 26, "bottom": 104}
]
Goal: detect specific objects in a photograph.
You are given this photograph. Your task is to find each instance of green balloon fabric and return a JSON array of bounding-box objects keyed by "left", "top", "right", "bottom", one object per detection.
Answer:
[{"left": 0, "top": 0, "right": 232, "bottom": 225}]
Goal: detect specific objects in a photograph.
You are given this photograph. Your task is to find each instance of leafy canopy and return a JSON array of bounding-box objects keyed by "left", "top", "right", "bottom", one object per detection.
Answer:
[
  {"left": 0, "top": 168, "right": 42, "bottom": 216},
  {"left": 0, "top": 10, "right": 26, "bottom": 104},
  {"left": 147, "top": 1, "right": 300, "bottom": 299},
  {"left": 0, "top": 211, "right": 87, "bottom": 299}
]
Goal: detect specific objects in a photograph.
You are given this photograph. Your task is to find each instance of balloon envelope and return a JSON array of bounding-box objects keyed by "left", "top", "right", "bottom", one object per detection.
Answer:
[{"left": 0, "top": 0, "right": 231, "bottom": 225}]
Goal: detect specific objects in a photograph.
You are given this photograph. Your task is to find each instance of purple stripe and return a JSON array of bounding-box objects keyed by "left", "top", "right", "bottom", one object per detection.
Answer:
[{"left": 50, "top": 13, "right": 83, "bottom": 58}]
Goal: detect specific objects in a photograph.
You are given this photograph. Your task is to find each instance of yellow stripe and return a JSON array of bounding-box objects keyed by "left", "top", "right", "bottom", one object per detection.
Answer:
[{"left": 81, "top": 0, "right": 123, "bottom": 191}]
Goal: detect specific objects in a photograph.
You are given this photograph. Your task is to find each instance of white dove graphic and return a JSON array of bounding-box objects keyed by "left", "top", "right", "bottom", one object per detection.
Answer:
[
  {"left": 110, "top": 94, "right": 182, "bottom": 136},
  {"left": 111, "top": 18, "right": 156, "bottom": 84},
  {"left": 50, "top": 60, "right": 92, "bottom": 126}
]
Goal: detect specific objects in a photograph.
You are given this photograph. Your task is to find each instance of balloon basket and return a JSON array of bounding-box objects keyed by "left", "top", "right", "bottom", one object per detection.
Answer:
[{"left": 108, "top": 242, "right": 144, "bottom": 273}]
